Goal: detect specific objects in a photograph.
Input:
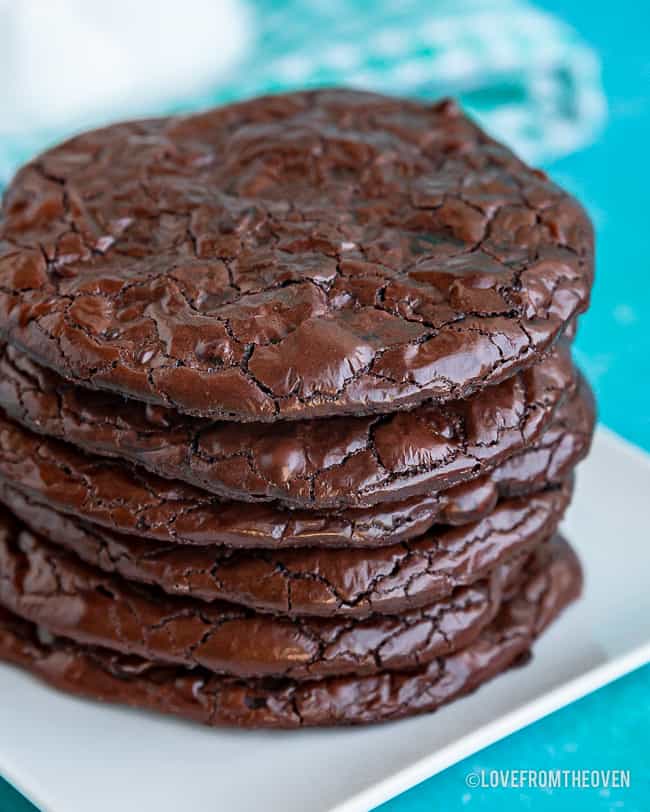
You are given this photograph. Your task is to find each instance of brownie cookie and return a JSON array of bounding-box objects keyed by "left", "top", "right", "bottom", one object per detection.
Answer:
[
  {"left": 0, "top": 342, "right": 574, "bottom": 507},
  {"left": 0, "top": 480, "right": 570, "bottom": 616},
  {"left": 492, "top": 378, "right": 595, "bottom": 495},
  {"left": 0, "top": 90, "right": 593, "bottom": 421},
  {"left": 0, "top": 346, "right": 577, "bottom": 509},
  {"left": 0, "top": 510, "right": 525, "bottom": 679},
  {"left": 0, "top": 423, "right": 494, "bottom": 549},
  {"left": 0, "top": 375, "right": 591, "bottom": 549},
  {"left": 0, "top": 537, "right": 581, "bottom": 727}
]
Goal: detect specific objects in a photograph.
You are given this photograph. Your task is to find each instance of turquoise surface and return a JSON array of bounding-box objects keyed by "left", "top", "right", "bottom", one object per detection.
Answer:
[
  {"left": 378, "top": 1, "right": 650, "bottom": 808},
  {"left": 1, "top": 0, "right": 649, "bottom": 809},
  {"left": 542, "top": 1, "right": 650, "bottom": 451}
]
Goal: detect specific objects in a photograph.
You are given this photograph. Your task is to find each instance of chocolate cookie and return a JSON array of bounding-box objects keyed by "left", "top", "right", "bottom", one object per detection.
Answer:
[
  {"left": 1, "top": 480, "right": 571, "bottom": 617},
  {"left": 492, "top": 378, "right": 595, "bottom": 495},
  {"left": 0, "top": 538, "right": 581, "bottom": 727},
  {"left": 0, "top": 422, "right": 493, "bottom": 549},
  {"left": 0, "top": 90, "right": 593, "bottom": 421},
  {"left": 0, "top": 342, "right": 575, "bottom": 508},
  {"left": 0, "top": 375, "right": 591, "bottom": 549},
  {"left": 0, "top": 344, "right": 574, "bottom": 510},
  {"left": 0, "top": 510, "right": 525, "bottom": 679}
]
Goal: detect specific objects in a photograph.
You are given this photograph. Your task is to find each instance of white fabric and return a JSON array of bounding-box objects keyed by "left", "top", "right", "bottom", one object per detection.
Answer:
[{"left": 0, "top": 0, "right": 252, "bottom": 134}]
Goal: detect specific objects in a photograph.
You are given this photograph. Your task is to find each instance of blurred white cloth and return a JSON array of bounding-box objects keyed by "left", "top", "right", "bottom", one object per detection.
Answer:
[
  {"left": 0, "top": 0, "right": 252, "bottom": 134},
  {"left": 0, "top": 0, "right": 605, "bottom": 185}
]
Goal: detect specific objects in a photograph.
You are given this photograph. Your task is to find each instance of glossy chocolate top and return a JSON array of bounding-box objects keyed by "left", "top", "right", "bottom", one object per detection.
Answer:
[
  {"left": 0, "top": 372, "right": 591, "bottom": 549},
  {"left": 0, "top": 342, "right": 575, "bottom": 508},
  {"left": 0, "top": 508, "right": 525, "bottom": 679},
  {"left": 0, "top": 537, "right": 581, "bottom": 727},
  {"left": 0, "top": 90, "right": 593, "bottom": 420},
  {"left": 0, "top": 480, "right": 570, "bottom": 616}
]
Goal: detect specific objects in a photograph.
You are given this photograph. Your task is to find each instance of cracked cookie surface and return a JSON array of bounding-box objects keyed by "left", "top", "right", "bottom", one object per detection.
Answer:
[
  {"left": 1, "top": 479, "right": 571, "bottom": 617},
  {"left": 0, "top": 537, "right": 581, "bottom": 727},
  {"left": 0, "top": 90, "right": 593, "bottom": 421},
  {"left": 0, "top": 374, "right": 592, "bottom": 549},
  {"left": 0, "top": 370, "right": 594, "bottom": 550},
  {"left": 494, "top": 376, "right": 595, "bottom": 487},
  {"left": 0, "top": 507, "right": 528, "bottom": 679},
  {"left": 0, "top": 344, "right": 575, "bottom": 509}
]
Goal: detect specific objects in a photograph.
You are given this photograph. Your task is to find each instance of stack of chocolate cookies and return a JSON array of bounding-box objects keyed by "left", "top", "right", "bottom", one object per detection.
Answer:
[{"left": 0, "top": 90, "right": 594, "bottom": 728}]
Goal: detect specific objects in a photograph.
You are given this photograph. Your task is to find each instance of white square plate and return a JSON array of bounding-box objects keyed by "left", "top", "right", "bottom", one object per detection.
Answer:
[{"left": 1, "top": 426, "right": 649, "bottom": 812}]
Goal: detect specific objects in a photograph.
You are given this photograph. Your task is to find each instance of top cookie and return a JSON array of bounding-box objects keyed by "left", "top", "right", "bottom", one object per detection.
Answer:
[{"left": 0, "top": 90, "right": 593, "bottom": 420}]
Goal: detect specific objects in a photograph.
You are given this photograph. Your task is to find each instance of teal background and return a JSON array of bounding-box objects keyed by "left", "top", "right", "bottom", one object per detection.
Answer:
[
  {"left": 1, "top": 0, "right": 648, "bottom": 809},
  {"left": 379, "top": 0, "right": 650, "bottom": 808}
]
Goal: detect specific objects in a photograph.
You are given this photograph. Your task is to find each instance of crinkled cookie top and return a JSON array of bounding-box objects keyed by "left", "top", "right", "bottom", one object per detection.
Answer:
[{"left": 0, "top": 90, "right": 593, "bottom": 420}]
